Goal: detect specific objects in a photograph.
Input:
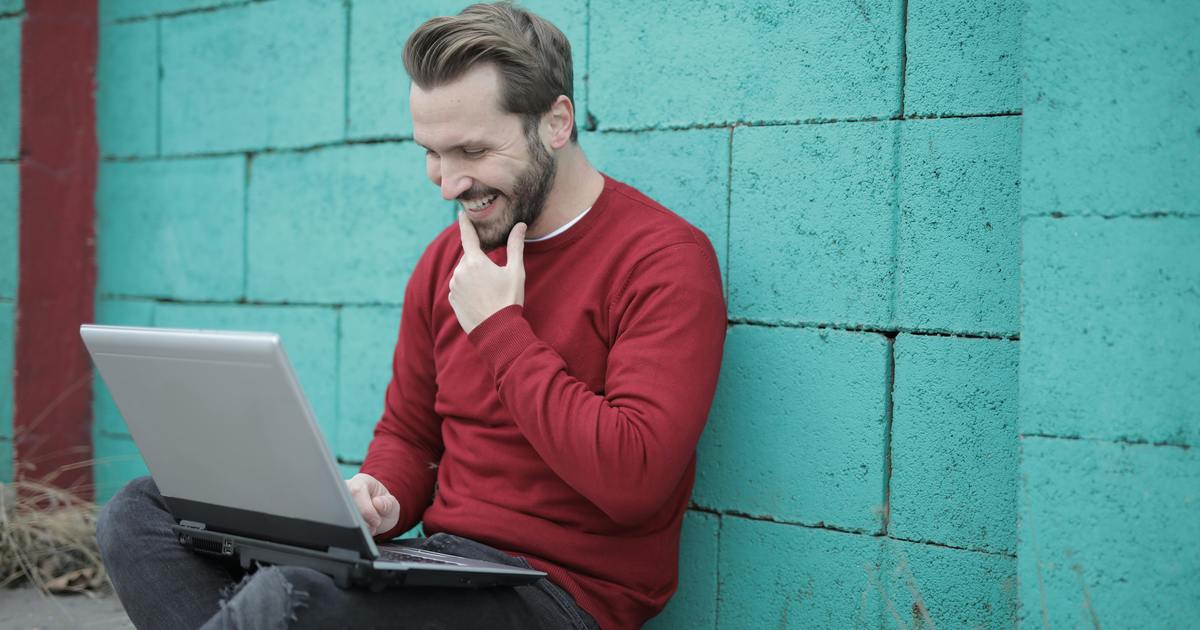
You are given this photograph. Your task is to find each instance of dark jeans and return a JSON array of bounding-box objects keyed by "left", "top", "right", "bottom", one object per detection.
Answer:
[{"left": 97, "top": 477, "right": 599, "bottom": 630}]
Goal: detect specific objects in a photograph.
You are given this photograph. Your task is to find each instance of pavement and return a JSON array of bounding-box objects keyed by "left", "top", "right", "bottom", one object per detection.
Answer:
[{"left": 0, "top": 586, "right": 134, "bottom": 630}]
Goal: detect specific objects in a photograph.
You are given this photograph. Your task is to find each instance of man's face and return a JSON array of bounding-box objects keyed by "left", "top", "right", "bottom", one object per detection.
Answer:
[{"left": 410, "top": 64, "right": 556, "bottom": 250}]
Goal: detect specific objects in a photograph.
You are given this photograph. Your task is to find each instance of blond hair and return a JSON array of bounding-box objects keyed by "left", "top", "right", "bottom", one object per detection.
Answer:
[{"left": 403, "top": 1, "right": 576, "bottom": 140}]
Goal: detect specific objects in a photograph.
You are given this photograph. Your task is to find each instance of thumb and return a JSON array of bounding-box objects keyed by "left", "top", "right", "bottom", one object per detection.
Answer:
[{"left": 506, "top": 222, "right": 527, "bottom": 269}]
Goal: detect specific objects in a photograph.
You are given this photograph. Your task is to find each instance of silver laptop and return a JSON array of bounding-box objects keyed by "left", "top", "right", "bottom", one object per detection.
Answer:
[{"left": 81, "top": 324, "right": 545, "bottom": 589}]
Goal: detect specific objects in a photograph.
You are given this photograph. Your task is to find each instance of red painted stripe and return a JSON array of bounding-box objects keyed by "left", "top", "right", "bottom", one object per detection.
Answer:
[{"left": 14, "top": 0, "right": 97, "bottom": 498}]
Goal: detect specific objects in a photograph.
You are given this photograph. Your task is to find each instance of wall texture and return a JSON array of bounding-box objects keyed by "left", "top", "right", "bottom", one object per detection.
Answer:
[
  {"left": 0, "top": 0, "right": 21, "bottom": 484},
  {"left": 1018, "top": 1, "right": 1200, "bottom": 628},
  {"left": 86, "top": 0, "right": 1197, "bottom": 628}
]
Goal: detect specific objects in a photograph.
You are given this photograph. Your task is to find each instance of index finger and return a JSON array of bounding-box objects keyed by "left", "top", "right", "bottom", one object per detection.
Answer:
[{"left": 458, "top": 211, "right": 482, "bottom": 255}]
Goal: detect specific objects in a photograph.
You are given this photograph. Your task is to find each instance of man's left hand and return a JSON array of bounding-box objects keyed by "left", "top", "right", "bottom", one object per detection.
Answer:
[{"left": 449, "top": 211, "right": 527, "bottom": 334}]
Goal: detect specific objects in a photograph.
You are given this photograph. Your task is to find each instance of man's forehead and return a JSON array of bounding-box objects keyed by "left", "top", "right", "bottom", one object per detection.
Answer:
[{"left": 409, "top": 66, "right": 520, "bottom": 148}]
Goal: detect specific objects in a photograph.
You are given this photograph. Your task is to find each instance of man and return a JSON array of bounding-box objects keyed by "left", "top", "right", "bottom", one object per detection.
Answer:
[{"left": 97, "top": 3, "right": 725, "bottom": 628}]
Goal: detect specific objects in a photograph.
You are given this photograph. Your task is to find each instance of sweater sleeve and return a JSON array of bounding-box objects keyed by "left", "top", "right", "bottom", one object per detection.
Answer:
[
  {"left": 360, "top": 256, "right": 445, "bottom": 539},
  {"left": 467, "top": 241, "right": 727, "bottom": 526}
]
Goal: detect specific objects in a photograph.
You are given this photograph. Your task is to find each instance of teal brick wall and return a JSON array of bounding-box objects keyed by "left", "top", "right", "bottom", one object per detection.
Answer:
[
  {"left": 1019, "top": 1, "right": 1200, "bottom": 628},
  {"left": 85, "top": 0, "right": 1193, "bottom": 628},
  {"left": 0, "top": 1, "right": 20, "bottom": 484}
]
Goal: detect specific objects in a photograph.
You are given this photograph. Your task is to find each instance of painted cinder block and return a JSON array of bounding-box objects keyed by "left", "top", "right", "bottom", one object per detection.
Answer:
[
  {"left": 0, "top": 301, "right": 11, "bottom": 443},
  {"left": 645, "top": 511, "right": 720, "bottom": 630},
  {"left": 1022, "top": 217, "right": 1200, "bottom": 446},
  {"left": 98, "top": 158, "right": 244, "bottom": 300},
  {"left": 0, "top": 16, "right": 18, "bottom": 159},
  {"left": 591, "top": 0, "right": 902, "bottom": 129},
  {"left": 585, "top": 129, "right": 729, "bottom": 277},
  {"left": 1023, "top": 1, "right": 1200, "bottom": 218},
  {"left": 890, "top": 335, "right": 1017, "bottom": 555},
  {"left": 0, "top": 163, "right": 16, "bottom": 297},
  {"left": 159, "top": 0, "right": 344, "bottom": 154},
  {"left": 903, "top": 0, "right": 1021, "bottom": 116},
  {"left": 0, "top": 1, "right": 22, "bottom": 16},
  {"left": 98, "top": 21, "right": 157, "bottom": 157},
  {"left": 92, "top": 299, "right": 157, "bottom": 437},
  {"left": 336, "top": 305, "right": 401, "bottom": 462},
  {"left": 93, "top": 433, "right": 150, "bottom": 504},
  {"left": 1018, "top": 437, "right": 1200, "bottom": 629},
  {"left": 896, "top": 117, "right": 1020, "bottom": 335},
  {"left": 718, "top": 517, "right": 883, "bottom": 628},
  {"left": 153, "top": 303, "right": 340, "bottom": 443},
  {"left": 730, "top": 122, "right": 895, "bottom": 327},
  {"left": 348, "top": 0, "right": 586, "bottom": 140},
  {"left": 247, "top": 143, "right": 449, "bottom": 303},
  {"left": 694, "top": 325, "right": 890, "bottom": 532},
  {"left": 879, "top": 539, "right": 1016, "bottom": 629}
]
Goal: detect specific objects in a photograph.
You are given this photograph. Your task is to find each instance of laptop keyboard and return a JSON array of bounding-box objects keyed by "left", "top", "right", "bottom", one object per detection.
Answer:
[{"left": 378, "top": 548, "right": 462, "bottom": 566}]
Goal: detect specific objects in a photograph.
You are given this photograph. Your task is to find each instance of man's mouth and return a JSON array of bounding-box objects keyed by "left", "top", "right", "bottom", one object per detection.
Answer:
[{"left": 462, "top": 194, "right": 499, "bottom": 213}]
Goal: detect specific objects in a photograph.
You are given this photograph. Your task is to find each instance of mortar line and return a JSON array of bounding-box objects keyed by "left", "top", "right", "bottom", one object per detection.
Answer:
[
  {"left": 113, "top": 0, "right": 273, "bottom": 24},
  {"left": 156, "top": 18, "right": 163, "bottom": 157},
  {"left": 713, "top": 513, "right": 724, "bottom": 627},
  {"left": 101, "top": 135, "right": 415, "bottom": 162},
  {"left": 724, "top": 126, "right": 734, "bottom": 302},
  {"left": 1031, "top": 210, "right": 1199, "bottom": 220},
  {"left": 343, "top": 0, "right": 352, "bottom": 139},
  {"left": 594, "top": 111, "right": 1021, "bottom": 134},
  {"left": 1021, "top": 432, "right": 1192, "bottom": 451},
  {"left": 727, "top": 317, "right": 1019, "bottom": 341},
  {"left": 242, "top": 154, "right": 252, "bottom": 300},
  {"left": 0, "top": 11, "right": 24, "bottom": 19},
  {"left": 896, "top": 0, "right": 910, "bottom": 117},
  {"left": 98, "top": 293, "right": 401, "bottom": 309},
  {"left": 885, "top": 534, "right": 1016, "bottom": 558},
  {"left": 880, "top": 335, "right": 896, "bottom": 536},
  {"left": 689, "top": 504, "right": 872, "bottom": 536},
  {"left": 0, "top": 158, "right": 18, "bottom": 164},
  {"left": 334, "top": 305, "right": 343, "bottom": 448}
]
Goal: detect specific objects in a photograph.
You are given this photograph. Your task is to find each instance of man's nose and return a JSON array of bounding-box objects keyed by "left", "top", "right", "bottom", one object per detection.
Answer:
[{"left": 438, "top": 163, "right": 471, "bottom": 201}]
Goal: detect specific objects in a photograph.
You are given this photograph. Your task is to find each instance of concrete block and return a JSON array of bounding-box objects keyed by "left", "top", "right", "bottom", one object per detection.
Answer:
[
  {"left": 160, "top": 0, "right": 344, "bottom": 154},
  {"left": 645, "top": 511, "right": 720, "bottom": 630},
  {"left": 153, "top": 303, "right": 340, "bottom": 442},
  {"left": 591, "top": 0, "right": 902, "bottom": 129},
  {"left": 348, "top": 0, "right": 586, "bottom": 140},
  {"left": 247, "top": 143, "right": 449, "bottom": 303},
  {"left": 890, "top": 334, "right": 1018, "bottom": 554},
  {"left": 97, "top": 158, "right": 244, "bottom": 300},
  {"left": 585, "top": 129, "right": 728, "bottom": 277},
  {"left": 1023, "top": 1, "right": 1200, "bottom": 217},
  {"left": 1019, "top": 437, "right": 1200, "bottom": 629},
  {"left": 694, "top": 326, "right": 890, "bottom": 532},
  {"left": 897, "top": 117, "right": 1020, "bottom": 335},
  {"left": 0, "top": 17, "right": 18, "bottom": 159},
  {"left": 98, "top": 21, "right": 158, "bottom": 157},
  {"left": 903, "top": 0, "right": 1021, "bottom": 116},
  {"left": 336, "top": 305, "right": 401, "bottom": 462},
  {"left": 1021, "top": 217, "right": 1200, "bottom": 446},
  {"left": 730, "top": 122, "right": 895, "bottom": 327},
  {"left": 0, "top": 163, "right": 16, "bottom": 297},
  {"left": 0, "top": 301, "right": 11, "bottom": 440},
  {"left": 878, "top": 539, "right": 1017, "bottom": 629},
  {"left": 93, "top": 433, "right": 149, "bottom": 504},
  {"left": 101, "top": 1, "right": 239, "bottom": 22},
  {"left": 92, "top": 299, "right": 157, "bottom": 437},
  {"left": 718, "top": 517, "right": 883, "bottom": 628}
]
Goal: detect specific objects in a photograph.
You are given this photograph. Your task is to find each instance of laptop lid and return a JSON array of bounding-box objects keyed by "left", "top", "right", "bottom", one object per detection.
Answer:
[{"left": 81, "top": 324, "right": 379, "bottom": 559}]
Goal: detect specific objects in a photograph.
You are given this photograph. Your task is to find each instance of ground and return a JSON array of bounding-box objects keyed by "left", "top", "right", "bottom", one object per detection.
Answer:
[{"left": 0, "top": 587, "right": 134, "bottom": 630}]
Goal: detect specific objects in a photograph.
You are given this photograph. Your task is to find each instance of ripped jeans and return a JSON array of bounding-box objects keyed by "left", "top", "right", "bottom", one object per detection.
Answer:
[{"left": 97, "top": 477, "right": 600, "bottom": 630}]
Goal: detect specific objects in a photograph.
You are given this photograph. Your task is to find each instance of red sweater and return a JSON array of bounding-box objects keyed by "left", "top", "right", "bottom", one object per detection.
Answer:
[{"left": 361, "top": 175, "right": 727, "bottom": 629}]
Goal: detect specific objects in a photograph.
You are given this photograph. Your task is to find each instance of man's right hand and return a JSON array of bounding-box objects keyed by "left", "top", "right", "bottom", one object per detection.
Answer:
[{"left": 346, "top": 473, "right": 400, "bottom": 536}]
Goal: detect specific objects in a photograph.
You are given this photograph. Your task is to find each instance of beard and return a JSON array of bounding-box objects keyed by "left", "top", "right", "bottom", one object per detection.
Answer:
[{"left": 465, "top": 123, "right": 557, "bottom": 250}]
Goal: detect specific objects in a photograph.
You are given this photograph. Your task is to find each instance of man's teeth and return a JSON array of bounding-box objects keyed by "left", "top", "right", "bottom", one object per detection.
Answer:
[{"left": 464, "top": 194, "right": 498, "bottom": 211}]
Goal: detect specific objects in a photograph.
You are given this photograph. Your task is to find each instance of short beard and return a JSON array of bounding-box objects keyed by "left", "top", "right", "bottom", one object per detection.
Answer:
[{"left": 473, "top": 120, "right": 557, "bottom": 250}]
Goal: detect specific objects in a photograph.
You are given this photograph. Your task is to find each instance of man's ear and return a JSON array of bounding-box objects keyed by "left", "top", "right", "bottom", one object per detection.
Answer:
[{"left": 544, "top": 95, "right": 574, "bottom": 150}]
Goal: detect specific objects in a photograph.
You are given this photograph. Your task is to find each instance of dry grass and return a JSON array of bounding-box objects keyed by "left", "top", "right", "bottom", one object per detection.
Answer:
[{"left": 0, "top": 480, "right": 109, "bottom": 594}]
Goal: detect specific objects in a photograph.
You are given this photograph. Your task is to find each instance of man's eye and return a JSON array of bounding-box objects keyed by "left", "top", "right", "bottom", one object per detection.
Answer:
[{"left": 462, "top": 148, "right": 486, "bottom": 157}]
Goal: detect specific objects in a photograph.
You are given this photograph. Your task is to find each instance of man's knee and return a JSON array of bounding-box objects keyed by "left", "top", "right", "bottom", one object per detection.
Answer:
[
  {"left": 213, "top": 566, "right": 322, "bottom": 628},
  {"left": 96, "top": 476, "right": 160, "bottom": 554}
]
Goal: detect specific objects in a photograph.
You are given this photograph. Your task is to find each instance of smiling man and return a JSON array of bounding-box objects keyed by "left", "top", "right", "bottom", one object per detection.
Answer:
[{"left": 97, "top": 3, "right": 725, "bottom": 629}]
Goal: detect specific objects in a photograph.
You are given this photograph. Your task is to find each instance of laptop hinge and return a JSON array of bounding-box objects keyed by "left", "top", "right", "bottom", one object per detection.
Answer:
[
  {"left": 327, "top": 546, "right": 360, "bottom": 562},
  {"left": 179, "top": 520, "right": 206, "bottom": 531}
]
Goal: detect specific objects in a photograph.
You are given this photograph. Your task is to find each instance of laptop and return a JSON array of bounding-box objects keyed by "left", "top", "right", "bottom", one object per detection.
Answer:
[{"left": 80, "top": 324, "right": 545, "bottom": 590}]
